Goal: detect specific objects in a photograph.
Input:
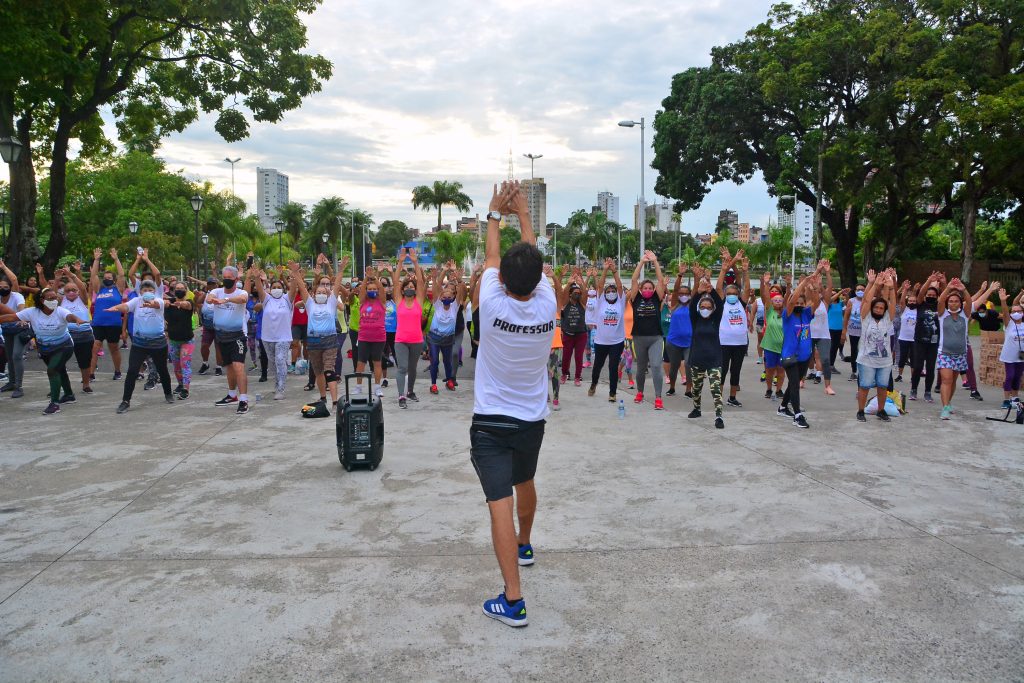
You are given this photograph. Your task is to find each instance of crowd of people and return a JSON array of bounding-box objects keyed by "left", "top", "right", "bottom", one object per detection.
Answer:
[{"left": 0, "top": 245, "right": 1022, "bottom": 423}]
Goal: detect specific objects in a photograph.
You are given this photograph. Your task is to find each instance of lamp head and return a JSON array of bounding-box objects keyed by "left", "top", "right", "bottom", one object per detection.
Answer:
[
  {"left": 275, "top": 220, "right": 284, "bottom": 234},
  {"left": 190, "top": 194, "right": 204, "bottom": 212},
  {"left": 128, "top": 221, "right": 139, "bottom": 234},
  {"left": 617, "top": 120, "right": 636, "bottom": 128},
  {"left": 201, "top": 234, "right": 209, "bottom": 245},
  {"left": 0, "top": 136, "right": 24, "bottom": 163}
]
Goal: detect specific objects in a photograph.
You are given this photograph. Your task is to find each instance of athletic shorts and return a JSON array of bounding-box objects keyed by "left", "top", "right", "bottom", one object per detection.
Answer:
[
  {"left": 92, "top": 325, "right": 121, "bottom": 344},
  {"left": 217, "top": 334, "right": 247, "bottom": 365},
  {"left": 201, "top": 327, "right": 216, "bottom": 346},
  {"left": 763, "top": 350, "right": 782, "bottom": 369},
  {"left": 856, "top": 363, "right": 891, "bottom": 389},
  {"left": 308, "top": 345, "right": 338, "bottom": 377},
  {"left": 72, "top": 338, "right": 94, "bottom": 369},
  {"left": 470, "top": 414, "right": 545, "bottom": 502},
  {"left": 291, "top": 324, "right": 307, "bottom": 341},
  {"left": 937, "top": 352, "right": 968, "bottom": 373},
  {"left": 357, "top": 340, "right": 385, "bottom": 364}
]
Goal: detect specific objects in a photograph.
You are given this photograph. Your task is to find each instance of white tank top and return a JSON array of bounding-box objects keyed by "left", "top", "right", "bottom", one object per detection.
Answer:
[
  {"left": 809, "top": 301, "right": 829, "bottom": 339},
  {"left": 999, "top": 320, "right": 1024, "bottom": 364},
  {"left": 898, "top": 307, "right": 917, "bottom": 342},
  {"left": 718, "top": 297, "right": 748, "bottom": 346}
]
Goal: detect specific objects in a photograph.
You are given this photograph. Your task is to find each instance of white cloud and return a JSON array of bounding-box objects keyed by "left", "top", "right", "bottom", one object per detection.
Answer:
[{"left": 5, "top": 0, "right": 782, "bottom": 237}]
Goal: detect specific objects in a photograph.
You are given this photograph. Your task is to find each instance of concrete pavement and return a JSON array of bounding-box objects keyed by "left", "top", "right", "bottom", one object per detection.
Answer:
[{"left": 1, "top": 346, "right": 1022, "bottom": 681}]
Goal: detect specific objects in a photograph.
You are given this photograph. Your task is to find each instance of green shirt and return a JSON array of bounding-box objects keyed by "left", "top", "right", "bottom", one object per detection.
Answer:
[
  {"left": 660, "top": 302, "right": 672, "bottom": 337},
  {"left": 761, "top": 306, "right": 784, "bottom": 354},
  {"left": 348, "top": 294, "right": 360, "bottom": 331}
]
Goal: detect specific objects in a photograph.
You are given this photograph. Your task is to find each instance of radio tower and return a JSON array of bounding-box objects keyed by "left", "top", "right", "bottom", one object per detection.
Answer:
[{"left": 507, "top": 148, "right": 514, "bottom": 181}]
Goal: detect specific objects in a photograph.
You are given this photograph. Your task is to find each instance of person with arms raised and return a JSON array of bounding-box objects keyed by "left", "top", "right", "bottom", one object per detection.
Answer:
[
  {"left": 471, "top": 180, "right": 556, "bottom": 628},
  {"left": 206, "top": 266, "right": 251, "bottom": 413}
]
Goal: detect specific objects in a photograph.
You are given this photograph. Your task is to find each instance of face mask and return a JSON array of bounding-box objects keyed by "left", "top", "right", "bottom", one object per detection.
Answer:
[
  {"left": 270, "top": 288, "right": 284, "bottom": 299},
  {"left": 771, "top": 297, "right": 784, "bottom": 307},
  {"left": 679, "top": 295, "right": 690, "bottom": 304},
  {"left": 698, "top": 308, "right": 712, "bottom": 318},
  {"left": 441, "top": 297, "right": 454, "bottom": 305},
  {"left": 588, "top": 289, "right": 597, "bottom": 297},
  {"left": 925, "top": 296, "right": 937, "bottom": 304},
  {"left": 641, "top": 290, "right": 655, "bottom": 299},
  {"left": 793, "top": 305, "right": 804, "bottom": 314},
  {"left": 0, "top": 287, "right": 9, "bottom": 296},
  {"left": 43, "top": 299, "right": 58, "bottom": 310},
  {"left": 605, "top": 293, "right": 617, "bottom": 303},
  {"left": 142, "top": 292, "right": 156, "bottom": 302},
  {"left": 367, "top": 290, "right": 379, "bottom": 299},
  {"left": 315, "top": 293, "right": 329, "bottom": 305},
  {"left": 949, "top": 305, "right": 961, "bottom": 313},
  {"left": 1011, "top": 312, "right": 1023, "bottom": 322},
  {"left": 102, "top": 277, "right": 114, "bottom": 287},
  {"left": 57, "top": 288, "right": 65, "bottom": 297},
  {"left": 907, "top": 303, "right": 917, "bottom": 310},
  {"left": 570, "top": 291, "right": 580, "bottom": 299},
  {"left": 403, "top": 288, "right": 415, "bottom": 298},
  {"left": 855, "top": 291, "right": 864, "bottom": 299},
  {"left": 977, "top": 311, "right": 986, "bottom": 318},
  {"left": 174, "top": 290, "right": 186, "bottom": 299},
  {"left": 222, "top": 278, "right": 235, "bottom": 289},
  {"left": 726, "top": 294, "right": 739, "bottom": 304}
]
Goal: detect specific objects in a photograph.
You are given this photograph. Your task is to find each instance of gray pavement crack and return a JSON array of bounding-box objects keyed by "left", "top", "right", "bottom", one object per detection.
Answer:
[{"left": 0, "top": 412, "right": 245, "bottom": 607}]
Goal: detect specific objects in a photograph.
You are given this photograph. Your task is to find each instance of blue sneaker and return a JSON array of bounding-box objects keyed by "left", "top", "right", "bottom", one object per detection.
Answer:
[
  {"left": 518, "top": 543, "right": 535, "bottom": 566},
  {"left": 483, "top": 593, "right": 528, "bottom": 627}
]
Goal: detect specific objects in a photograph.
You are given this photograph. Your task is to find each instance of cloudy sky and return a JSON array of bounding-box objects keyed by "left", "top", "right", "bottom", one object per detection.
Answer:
[{"left": 11, "top": 0, "right": 785, "bottom": 235}]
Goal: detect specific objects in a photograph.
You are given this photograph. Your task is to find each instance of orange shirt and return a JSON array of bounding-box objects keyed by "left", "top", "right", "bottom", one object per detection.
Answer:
[
  {"left": 551, "top": 311, "right": 562, "bottom": 350},
  {"left": 624, "top": 301, "right": 634, "bottom": 340}
]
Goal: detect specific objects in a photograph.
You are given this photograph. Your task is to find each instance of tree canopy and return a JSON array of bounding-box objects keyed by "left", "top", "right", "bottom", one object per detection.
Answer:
[{"left": 411, "top": 181, "right": 473, "bottom": 231}]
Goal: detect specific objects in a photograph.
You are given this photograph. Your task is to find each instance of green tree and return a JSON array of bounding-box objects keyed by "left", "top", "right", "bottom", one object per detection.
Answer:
[
  {"left": 410, "top": 181, "right": 473, "bottom": 231},
  {"left": 374, "top": 220, "right": 413, "bottom": 259},
  {"left": 0, "top": 1, "right": 332, "bottom": 273},
  {"left": 308, "top": 197, "right": 348, "bottom": 258},
  {"left": 428, "top": 229, "right": 478, "bottom": 266},
  {"left": 275, "top": 203, "right": 307, "bottom": 244},
  {"left": 567, "top": 210, "right": 620, "bottom": 263}
]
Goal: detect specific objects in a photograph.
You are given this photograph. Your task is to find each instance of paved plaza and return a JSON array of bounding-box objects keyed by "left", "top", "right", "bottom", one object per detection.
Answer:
[{"left": 1, "top": 349, "right": 1022, "bottom": 681}]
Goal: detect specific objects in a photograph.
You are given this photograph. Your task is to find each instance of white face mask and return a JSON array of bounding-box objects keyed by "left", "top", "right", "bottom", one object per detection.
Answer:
[
  {"left": 679, "top": 295, "right": 690, "bottom": 304},
  {"left": 270, "top": 288, "right": 284, "bottom": 299},
  {"left": 587, "top": 290, "right": 597, "bottom": 297},
  {"left": 43, "top": 299, "right": 59, "bottom": 310},
  {"left": 698, "top": 308, "right": 712, "bottom": 318},
  {"left": 314, "top": 293, "right": 329, "bottom": 305},
  {"left": 1011, "top": 312, "right": 1023, "bottom": 322},
  {"left": 605, "top": 293, "right": 617, "bottom": 303}
]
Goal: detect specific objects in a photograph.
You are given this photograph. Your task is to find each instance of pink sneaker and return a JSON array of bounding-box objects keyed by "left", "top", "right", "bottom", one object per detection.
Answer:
[
  {"left": 552, "top": 398, "right": 561, "bottom": 411},
  {"left": 97, "top": 350, "right": 105, "bottom": 357},
  {"left": 574, "top": 378, "right": 581, "bottom": 387}
]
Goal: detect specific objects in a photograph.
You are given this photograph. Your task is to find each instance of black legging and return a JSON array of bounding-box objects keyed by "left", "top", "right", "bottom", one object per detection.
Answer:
[
  {"left": 258, "top": 340, "right": 268, "bottom": 377},
  {"left": 721, "top": 345, "right": 746, "bottom": 389},
  {"left": 781, "top": 359, "right": 809, "bottom": 415},
  {"left": 829, "top": 329, "right": 842, "bottom": 367},
  {"left": 666, "top": 342, "right": 692, "bottom": 389},
  {"left": 897, "top": 339, "right": 914, "bottom": 372},
  {"left": 911, "top": 341, "right": 938, "bottom": 393},
  {"left": 848, "top": 335, "right": 860, "bottom": 373},
  {"left": 123, "top": 345, "right": 172, "bottom": 402},
  {"left": 591, "top": 341, "right": 625, "bottom": 396}
]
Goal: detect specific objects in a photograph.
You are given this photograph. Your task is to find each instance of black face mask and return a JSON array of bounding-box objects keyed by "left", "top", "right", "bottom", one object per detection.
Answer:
[
  {"left": 792, "top": 306, "right": 804, "bottom": 314},
  {"left": 907, "top": 303, "right": 918, "bottom": 310},
  {"left": 403, "top": 288, "right": 415, "bottom": 298},
  {"left": 222, "top": 278, "right": 235, "bottom": 289},
  {"left": 0, "top": 287, "right": 9, "bottom": 296},
  {"left": 174, "top": 290, "right": 187, "bottom": 299},
  {"left": 102, "top": 277, "right": 114, "bottom": 287}
]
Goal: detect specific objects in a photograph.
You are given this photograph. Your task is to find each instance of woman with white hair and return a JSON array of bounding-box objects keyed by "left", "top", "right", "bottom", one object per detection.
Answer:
[{"left": 104, "top": 278, "right": 174, "bottom": 413}]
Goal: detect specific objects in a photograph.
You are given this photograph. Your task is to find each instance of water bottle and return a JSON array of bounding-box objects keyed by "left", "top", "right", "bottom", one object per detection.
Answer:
[{"left": 617, "top": 399, "right": 625, "bottom": 419}]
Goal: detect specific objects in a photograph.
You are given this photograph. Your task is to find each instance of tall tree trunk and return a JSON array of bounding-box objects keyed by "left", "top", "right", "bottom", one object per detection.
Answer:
[
  {"left": 42, "top": 123, "right": 73, "bottom": 272},
  {"left": 829, "top": 207, "right": 859, "bottom": 289},
  {"left": 959, "top": 191, "right": 978, "bottom": 286},
  {"left": 6, "top": 114, "right": 39, "bottom": 277},
  {"left": 437, "top": 205, "right": 442, "bottom": 231}
]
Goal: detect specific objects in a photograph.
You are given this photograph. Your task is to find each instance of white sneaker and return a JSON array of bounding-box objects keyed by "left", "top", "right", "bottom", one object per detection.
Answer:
[
  {"left": 375, "top": 386, "right": 383, "bottom": 397},
  {"left": 273, "top": 391, "right": 285, "bottom": 400}
]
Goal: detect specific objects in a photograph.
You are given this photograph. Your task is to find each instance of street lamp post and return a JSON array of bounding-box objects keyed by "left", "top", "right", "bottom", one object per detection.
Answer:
[
  {"left": 275, "top": 220, "right": 284, "bottom": 265},
  {"left": 522, "top": 153, "right": 543, "bottom": 180},
  {"left": 129, "top": 220, "right": 139, "bottom": 264},
  {"left": 779, "top": 194, "right": 797, "bottom": 281},
  {"left": 350, "top": 214, "right": 356, "bottom": 278},
  {"left": 201, "top": 234, "right": 209, "bottom": 278},
  {"left": 223, "top": 157, "right": 241, "bottom": 195},
  {"left": 322, "top": 232, "right": 329, "bottom": 258},
  {"left": 617, "top": 226, "right": 630, "bottom": 273},
  {"left": 1, "top": 137, "right": 24, "bottom": 260},
  {"left": 618, "top": 118, "right": 646, "bottom": 272},
  {"left": 0, "top": 208, "right": 6, "bottom": 255},
  {"left": 190, "top": 194, "right": 204, "bottom": 279}
]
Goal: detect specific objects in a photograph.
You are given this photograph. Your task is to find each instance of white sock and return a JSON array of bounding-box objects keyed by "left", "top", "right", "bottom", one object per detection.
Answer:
[
  {"left": 228, "top": 389, "right": 238, "bottom": 398},
  {"left": 239, "top": 394, "right": 248, "bottom": 402}
]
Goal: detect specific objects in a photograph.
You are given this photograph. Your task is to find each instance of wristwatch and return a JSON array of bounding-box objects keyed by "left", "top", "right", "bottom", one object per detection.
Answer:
[{"left": 486, "top": 210, "right": 502, "bottom": 222}]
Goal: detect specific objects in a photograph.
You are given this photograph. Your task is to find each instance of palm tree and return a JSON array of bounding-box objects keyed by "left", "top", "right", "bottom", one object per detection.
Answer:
[
  {"left": 275, "top": 202, "right": 307, "bottom": 243},
  {"left": 429, "top": 229, "right": 478, "bottom": 266},
  {"left": 411, "top": 180, "right": 473, "bottom": 231},
  {"left": 568, "top": 210, "right": 618, "bottom": 263},
  {"left": 346, "top": 208, "right": 375, "bottom": 275},
  {"left": 309, "top": 196, "right": 348, "bottom": 257}
]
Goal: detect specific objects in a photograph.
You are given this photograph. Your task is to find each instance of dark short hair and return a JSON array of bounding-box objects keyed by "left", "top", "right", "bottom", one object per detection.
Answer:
[{"left": 499, "top": 242, "right": 544, "bottom": 297}]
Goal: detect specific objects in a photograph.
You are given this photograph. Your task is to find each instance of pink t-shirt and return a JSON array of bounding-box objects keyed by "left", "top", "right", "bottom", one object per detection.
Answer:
[
  {"left": 394, "top": 298, "right": 424, "bottom": 344},
  {"left": 358, "top": 298, "right": 386, "bottom": 342}
]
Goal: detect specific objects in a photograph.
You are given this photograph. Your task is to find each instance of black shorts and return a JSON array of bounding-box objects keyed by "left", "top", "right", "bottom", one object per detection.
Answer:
[
  {"left": 291, "top": 324, "right": 307, "bottom": 341},
  {"left": 470, "top": 414, "right": 545, "bottom": 502},
  {"left": 217, "top": 334, "right": 248, "bottom": 365},
  {"left": 357, "top": 340, "right": 385, "bottom": 364},
  {"left": 72, "top": 339, "right": 94, "bottom": 369},
  {"left": 92, "top": 325, "right": 121, "bottom": 344}
]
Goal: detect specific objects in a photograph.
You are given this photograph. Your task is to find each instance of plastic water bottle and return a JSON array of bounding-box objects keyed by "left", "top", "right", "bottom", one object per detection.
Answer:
[{"left": 617, "top": 399, "right": 625, "bottom": 419}]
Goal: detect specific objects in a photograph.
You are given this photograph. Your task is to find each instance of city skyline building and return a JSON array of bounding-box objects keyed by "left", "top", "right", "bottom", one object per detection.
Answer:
[
  {"left": 521, "top": 177, "right": 547, "bottom": 237},
  {"left": 257, "top": 167, "right": 289, "bottom": 233},
  {"left": 777, "top": 200, "right": 814, "bottom": 248},
  {"left": 718, "top": 209, "right": 739, "bottom": 239},
  {"left": 634, "top": 199, "right": 680, "bottom": 232},
  {"left": 596, "top": 191, "right": 620, "bottom": 224}
]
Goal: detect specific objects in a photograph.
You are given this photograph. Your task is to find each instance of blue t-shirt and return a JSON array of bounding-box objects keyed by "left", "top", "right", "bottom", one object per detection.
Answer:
[
  {"left": 827, "top": 302, "right": 844, "bottom": 330},
  {"left": 92, "top": 285, "right": 124, "bottom": 326},
  {"left": 782, "top": 307, "right": 814, "bottom": 361},
  {"left": 125, "top": 290, "right": 138, "bottom": 334},
  {"left": 384, "top": 299, "right": 398, "bottom": 333},
  {"left": 667, "top": 304, "right": 693, "bottom": 348}
]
